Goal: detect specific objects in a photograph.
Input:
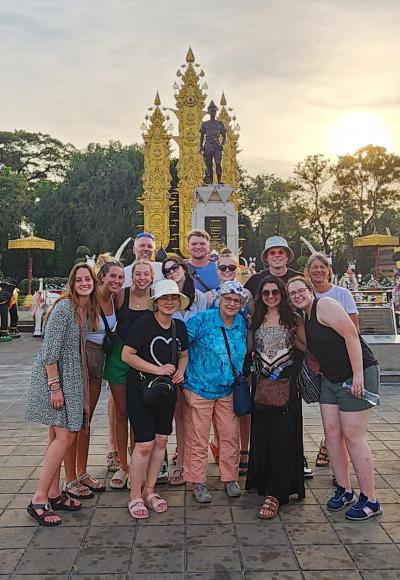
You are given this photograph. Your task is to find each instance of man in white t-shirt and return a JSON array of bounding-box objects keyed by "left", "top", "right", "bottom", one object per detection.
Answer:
[{"left": 123, "top": 233, "right": 163, "bottom": 289}]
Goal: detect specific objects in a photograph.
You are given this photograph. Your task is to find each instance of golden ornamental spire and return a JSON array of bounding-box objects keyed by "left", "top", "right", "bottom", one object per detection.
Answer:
[
  {"left": 173, "top": 49, "right": 207, "bottom": 256},
  {"left": 218, "top": 91, "right": 240, "bottom": 193},
  {"left": 139, "top": 92, "right": 172, "bottom": 250}
]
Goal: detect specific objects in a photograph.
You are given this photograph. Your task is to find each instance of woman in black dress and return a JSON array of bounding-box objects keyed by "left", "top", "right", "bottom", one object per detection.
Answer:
[{"left": 246, "top": 276, "right": 306, "bottom": 519}]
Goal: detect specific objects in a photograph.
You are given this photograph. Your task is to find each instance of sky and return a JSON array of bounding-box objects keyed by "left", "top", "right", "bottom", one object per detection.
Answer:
[{"left": 1, "top": 0, "right": 399, "bottom": 176}]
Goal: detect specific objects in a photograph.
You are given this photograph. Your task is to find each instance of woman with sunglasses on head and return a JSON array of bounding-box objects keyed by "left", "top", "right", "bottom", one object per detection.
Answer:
[
  {"left": 184, "top": 281, "right": 248, "bottom": 503},
  {"left": 207, "top": 249, "right": 253, "bottom": 475},
  {"left": 63, "top": 256, "right": 124, "bottom": 499},
  {"left": 246, "top": 276, "right": 306, "bottom": 519},
  {"left": 25, "top": 263, "right": 99, "bottom": 525},
  {"left": 306, "top": 253, "right": 359, "bottom": 471},
  {"left": 103, "top": 259, "right": 155, "bottom": 489},
  {"left": 161, "top": 255, "right": 207, "bottom": 485},
  {"left": 287, "top": 275, "right": 381, "bottom": 521},
  {"left": 121, "top": 280, "right": 189, "bottom": 519}
]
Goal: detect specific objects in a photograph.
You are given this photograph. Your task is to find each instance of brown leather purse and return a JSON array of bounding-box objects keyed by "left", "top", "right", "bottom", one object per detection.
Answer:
[{"left": 254, "top": 376, "right": 290, "bottom": 409}]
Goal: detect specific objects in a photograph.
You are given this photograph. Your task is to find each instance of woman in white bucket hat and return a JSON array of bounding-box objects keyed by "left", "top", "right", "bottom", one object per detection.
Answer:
[{"left": 121, "top": 279, "right": 189, "bottom": 519}]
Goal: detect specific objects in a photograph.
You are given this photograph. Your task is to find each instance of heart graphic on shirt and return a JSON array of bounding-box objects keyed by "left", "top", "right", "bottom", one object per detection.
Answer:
[{"left": 150, "top": 336, "right": 173, "bottom": 367}]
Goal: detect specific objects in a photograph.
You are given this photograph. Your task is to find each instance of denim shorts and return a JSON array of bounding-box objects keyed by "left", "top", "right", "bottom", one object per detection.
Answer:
[{"left": 319, "top": 364, "right": 380, "bottom": 412}]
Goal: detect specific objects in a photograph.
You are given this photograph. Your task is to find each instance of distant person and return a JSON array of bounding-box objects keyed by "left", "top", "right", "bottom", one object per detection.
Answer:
[
  {"left": 187, "top": 229, "right": 219, "bottom": 292},
  {"left": 123, "top": 232, "right": 163, "bottom": 288},
  {"left": 0, "top": 279, "right": 20, "bottom": 342},
  {"left": 25, "top": 263, "right": 99, "bottom": 525},
  {"left": 245, "top": 236, "right": 300, "bottom": 298}
]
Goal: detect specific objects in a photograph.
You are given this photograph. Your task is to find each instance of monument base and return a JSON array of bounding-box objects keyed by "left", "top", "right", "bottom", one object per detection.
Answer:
[{"left": 192, "top": 185, "right": 238, "bottom": 254}]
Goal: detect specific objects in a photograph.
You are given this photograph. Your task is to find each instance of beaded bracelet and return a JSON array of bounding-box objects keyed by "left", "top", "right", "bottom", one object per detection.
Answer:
[
  {"left": 50, "top": 387, "right": 62, "bottom": 393},
  {"left": 48, "top": 376, "right": 60, "bottom": 386}
]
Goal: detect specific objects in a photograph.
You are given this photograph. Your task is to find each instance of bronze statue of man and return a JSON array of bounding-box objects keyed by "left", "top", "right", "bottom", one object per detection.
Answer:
[{"left": 199, "top": 101, "right": 227, "bottom": 184}]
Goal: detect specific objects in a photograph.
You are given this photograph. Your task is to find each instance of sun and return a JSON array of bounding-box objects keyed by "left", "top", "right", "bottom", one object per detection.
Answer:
[{"left": 326, "top": 112, "right": 394, "bottom": 156}]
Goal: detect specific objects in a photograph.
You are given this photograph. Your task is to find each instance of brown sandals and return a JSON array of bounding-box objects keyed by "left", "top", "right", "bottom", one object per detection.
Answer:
[
  {"left": 258, "top": 495, "right": 279, "bottom": 520},
  {"left": 316, "top": 439, "right": 330, "bottom": 467}
]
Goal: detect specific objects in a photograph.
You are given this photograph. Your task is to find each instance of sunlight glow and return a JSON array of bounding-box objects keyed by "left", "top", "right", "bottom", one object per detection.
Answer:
[{"left": 326, "top": 112, "right": 394, "bottom": 156}]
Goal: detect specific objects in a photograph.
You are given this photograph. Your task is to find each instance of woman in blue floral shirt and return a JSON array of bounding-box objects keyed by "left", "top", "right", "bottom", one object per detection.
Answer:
[{"left": 183, "top": 281, "right": 248, "bottom": 503}]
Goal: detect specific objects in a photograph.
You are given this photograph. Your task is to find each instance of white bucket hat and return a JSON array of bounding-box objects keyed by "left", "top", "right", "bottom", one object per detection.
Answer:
[
  {"left": 261, "top": 236, "right": 294, "bottom": 265},
  {"left": 147, "top": 279, "right": 190, "bottom": 311}
]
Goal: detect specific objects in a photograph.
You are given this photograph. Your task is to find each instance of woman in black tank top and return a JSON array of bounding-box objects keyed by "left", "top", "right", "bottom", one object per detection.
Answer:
[
  {"left": 103, "top": 260, "right": 154, "bottom": 489},
  {"left": 287, "top": 276, "right": 382, "bottom": 522}
]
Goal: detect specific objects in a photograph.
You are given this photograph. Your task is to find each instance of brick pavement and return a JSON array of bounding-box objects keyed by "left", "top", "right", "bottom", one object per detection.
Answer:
[{"left": 1, "top": 336, "right": 400, "bottom": 579}]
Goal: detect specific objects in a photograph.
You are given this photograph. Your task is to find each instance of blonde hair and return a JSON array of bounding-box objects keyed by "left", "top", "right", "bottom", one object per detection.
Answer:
[
  {"left": 131, "top": 259, "right": 155, "bottom": 281},
  {"left": 217, "top": 248, "right": 239, "bottom": 267},
  {"left": 96, "top": 254, "right": 124, "bottom": 283}
]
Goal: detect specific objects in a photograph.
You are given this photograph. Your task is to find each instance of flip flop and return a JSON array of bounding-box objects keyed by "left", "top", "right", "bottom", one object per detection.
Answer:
[
  {"left": 128, "top": 498, "right": 149, "bottom": 519},
  {"left": 144, "top": 493, "right": 168, "bottom": 513}
]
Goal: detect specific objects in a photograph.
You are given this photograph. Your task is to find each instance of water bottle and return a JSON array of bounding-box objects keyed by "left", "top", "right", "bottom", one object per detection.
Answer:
[
  {"left": 269, "top": 366, "right": 283, "bottom": 381},
  {"left": 341, "top": 380, "right": 381, "bottom": 406}
]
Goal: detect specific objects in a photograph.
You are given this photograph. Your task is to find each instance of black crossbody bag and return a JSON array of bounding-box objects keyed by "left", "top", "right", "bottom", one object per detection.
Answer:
[
  {"left": 141, "top": 320, "right": 178, "bottom": 409},
  {"left": 100, "top": 308, "right": 117, "bottom": 355},
  {"left": 221, "top": 327, "right": 251, "bottom": 417}
]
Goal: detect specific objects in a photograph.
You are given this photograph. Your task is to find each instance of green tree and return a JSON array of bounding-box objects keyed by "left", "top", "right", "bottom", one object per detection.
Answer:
[
  {"left": 0, "top": 130, "right": 74, "bottom": 182},
  {"left": 334, "top": 145, "right": 400, "bottom": 235},
  {"left": 293, "top": 154, "right": 342, "bottom": 255},
  {"left": 0, "top": 167, "right": 32, "bottom": 249},
  {"left": 43, "top": 141, "right": 145, "bottom": 269}
]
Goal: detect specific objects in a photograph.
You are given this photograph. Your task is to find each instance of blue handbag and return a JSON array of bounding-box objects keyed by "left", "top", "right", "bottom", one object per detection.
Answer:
[{"left": 221, "top": 328, "right": 251, "bottom": 417}]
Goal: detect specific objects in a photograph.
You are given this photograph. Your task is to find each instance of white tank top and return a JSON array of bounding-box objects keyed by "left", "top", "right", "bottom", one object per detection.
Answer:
[{"left": 86, "top": 299, "right": 117, "bottom": 346}]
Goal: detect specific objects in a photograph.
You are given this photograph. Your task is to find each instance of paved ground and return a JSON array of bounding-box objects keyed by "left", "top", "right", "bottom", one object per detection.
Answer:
[{"left": 1, "top": 337, "right": 400, "bottom": 579}]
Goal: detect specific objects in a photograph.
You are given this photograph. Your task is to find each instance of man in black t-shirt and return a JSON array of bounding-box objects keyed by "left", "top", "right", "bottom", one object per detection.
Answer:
[{"left": 245, "top": 236, "right": 301, "bottom": 298}]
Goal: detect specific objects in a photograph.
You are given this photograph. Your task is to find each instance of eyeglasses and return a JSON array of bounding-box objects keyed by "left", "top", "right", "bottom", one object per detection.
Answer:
[
  {"left": 261, "top": 289, "right": 281, "bottom": 298},
  {"left": 288, "top": 288, "right": 308, "bottom": 299},
  {"left": 136, "top": 232, "right": 155, "bottom": 240},
  {"left": 218, "top": 265, "right": 237, "bottom": 272},
  {"left": 268, "top": 249, "right": 286, "bottom": 256},
  {"left": 222, "top": 296, "right": 242, "bottom": 306},
  {"left": 163, "top": 263, "right": 180, "bottom": 276}
]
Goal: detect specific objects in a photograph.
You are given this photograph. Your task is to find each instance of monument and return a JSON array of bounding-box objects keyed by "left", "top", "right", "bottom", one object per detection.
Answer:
[{"left": 139, "top": 48, "right": 241, "bottom": 256}]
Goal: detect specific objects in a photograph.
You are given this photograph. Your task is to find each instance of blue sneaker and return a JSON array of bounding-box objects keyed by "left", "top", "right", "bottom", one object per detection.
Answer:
[
  {"left": 345, "top": 493, "right": 382, "bottom": 521},
  {"left": 327, "top": 486, "right": 355, "bottom": 511}
]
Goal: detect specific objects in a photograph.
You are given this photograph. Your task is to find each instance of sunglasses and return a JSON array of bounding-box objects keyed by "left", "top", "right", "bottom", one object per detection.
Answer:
[
  {"left": 218, "top": 265, "right": 237, "bottom": 272},
  {"left": 268, "top": 249, "right": 286, "bottom": 256},
  {"left": 136, "top": 232, "right": 155, "bottom": 240},
  {"left": 261, "top": 289, "right": 281, "bottom": 298},
  {"left": 163, "top": 263, "right": 180, "bottom": 276}
]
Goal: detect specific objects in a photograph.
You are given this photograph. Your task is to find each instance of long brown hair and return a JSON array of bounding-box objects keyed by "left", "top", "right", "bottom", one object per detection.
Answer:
[
  {"left": 161, "top": 254, "right": 195, "bottom": 309},
  {"left": 47, "top": 263, "right": 100, "bottom": 330},
  {"left": 251, "top": 275, "right": 296, "bottom": 331}
]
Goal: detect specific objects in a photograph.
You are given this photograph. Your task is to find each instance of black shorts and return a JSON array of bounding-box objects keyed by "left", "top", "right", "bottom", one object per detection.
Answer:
[{"left": 126, "top": 374, "right": 176, "bottom": 443}]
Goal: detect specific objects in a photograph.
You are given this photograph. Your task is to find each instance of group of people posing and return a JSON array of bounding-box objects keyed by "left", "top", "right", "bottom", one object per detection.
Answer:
[{"left": 25, "top": 230, "right": 381, "bottom": 525}]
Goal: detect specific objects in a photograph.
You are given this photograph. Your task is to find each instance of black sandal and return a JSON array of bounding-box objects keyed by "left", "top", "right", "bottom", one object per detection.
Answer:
[
  {"left": 49, "top": 492, "right": 82, "bottom": 511},
  {"left": 239, "top": 450, "right": 249, "bottom": 475},
  {"left": 27, "top": 501, "right": 62, "bottom": 526}
]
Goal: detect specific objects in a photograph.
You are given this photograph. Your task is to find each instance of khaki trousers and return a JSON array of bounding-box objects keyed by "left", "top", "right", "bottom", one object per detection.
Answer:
[{"left": 183, "top": 389, "right": 240, "bottom": 483}]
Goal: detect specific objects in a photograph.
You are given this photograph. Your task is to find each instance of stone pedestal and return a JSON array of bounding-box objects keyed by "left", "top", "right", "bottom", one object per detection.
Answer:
[{"left": 192, "top": 185, "right": 238, "bottom": 253}]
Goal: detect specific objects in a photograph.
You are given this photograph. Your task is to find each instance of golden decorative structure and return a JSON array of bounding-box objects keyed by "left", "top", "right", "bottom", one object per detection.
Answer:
[
  {"left": 173, "top": 48, "right": 207, "bottom": 256},
  {"left": 218, "top": 92, "right": 240, "bottom": 207},
  {"left": 353, "top": 233, "right": 399, "bottom": 248},
  {"left": 139, "top": 92, "right": 172, "bottom": 249},
  {"left": 140, "top": 48, "right": 241, "bottom": 255},
  {"left": 8, "top": 235, "right": 56, "bottom": 301}
]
